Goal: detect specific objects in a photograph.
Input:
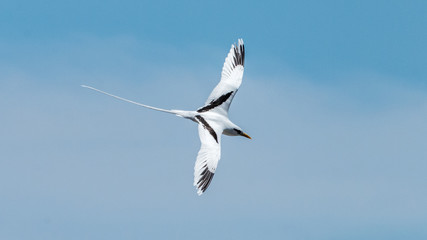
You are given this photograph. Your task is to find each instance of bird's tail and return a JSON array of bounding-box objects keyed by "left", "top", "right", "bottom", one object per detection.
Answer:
[{"left": 81, "top": 85, "right": 182, "bottom": 116}]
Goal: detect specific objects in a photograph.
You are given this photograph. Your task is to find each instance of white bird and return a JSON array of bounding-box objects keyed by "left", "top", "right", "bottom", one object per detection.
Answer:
[{"left": 82, "top": 39, "right": 251, "bottom": 195}]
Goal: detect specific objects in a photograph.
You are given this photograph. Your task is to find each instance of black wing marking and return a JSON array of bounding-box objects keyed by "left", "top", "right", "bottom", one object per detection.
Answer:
[
  {"left": 195, "top": 115, "right": 218, "bottom": 143},
  {"left": 197, "top": 91, "right": 234, "bottom": 113},
  {"left": 197, "top": 166, "right": 215, "bottom": 194},
  {"left": 233, "top": 42, "right": 244, "bottom": 67}
]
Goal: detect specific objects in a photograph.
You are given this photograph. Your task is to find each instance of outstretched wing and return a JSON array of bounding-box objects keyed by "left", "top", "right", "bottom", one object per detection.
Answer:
[
  {"left": 197, "top": 39, "right": 245, "bottom": 116},
  {"left": 193, "top": 115, "right": 223, "bottom": 195}
]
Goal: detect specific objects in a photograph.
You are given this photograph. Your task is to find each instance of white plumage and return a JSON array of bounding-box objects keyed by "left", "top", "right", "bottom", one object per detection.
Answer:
[{"left": 82, "top": 39, "right": 250, "bottom": 195}]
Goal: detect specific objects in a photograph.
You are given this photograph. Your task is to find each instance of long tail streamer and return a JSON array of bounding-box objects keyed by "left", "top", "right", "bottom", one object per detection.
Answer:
[{"left": 81, "top": 85, "right": 176, "bottom": 114}]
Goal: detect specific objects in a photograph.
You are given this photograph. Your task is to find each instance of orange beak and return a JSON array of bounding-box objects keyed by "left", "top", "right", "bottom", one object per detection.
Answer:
[{"left": 241, "top": 132, "right": 252, "bottom": 139}]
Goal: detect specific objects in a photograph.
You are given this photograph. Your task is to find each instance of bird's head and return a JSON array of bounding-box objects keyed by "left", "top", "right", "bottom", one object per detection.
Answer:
[{"left": 234, "top": 128, "right": 252, "bottom": 139}]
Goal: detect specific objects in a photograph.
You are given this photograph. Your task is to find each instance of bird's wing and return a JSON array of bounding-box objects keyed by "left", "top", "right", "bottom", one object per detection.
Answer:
[
  {"left": 197, "top": 39, "right": 245, "bottom": 116},
  {"left": 193, "top": 116, "right": 224, "bottom": 195}
]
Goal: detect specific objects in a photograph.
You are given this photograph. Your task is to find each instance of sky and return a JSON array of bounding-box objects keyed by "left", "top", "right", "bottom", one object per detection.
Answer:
[{"left": 1, "top": 0, "right": 427, "bottom": 239}]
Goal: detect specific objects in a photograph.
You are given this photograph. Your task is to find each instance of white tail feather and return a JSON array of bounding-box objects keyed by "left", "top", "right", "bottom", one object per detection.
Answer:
[{"left": 81, "top": 85, "right": 178, "bottom": 115}]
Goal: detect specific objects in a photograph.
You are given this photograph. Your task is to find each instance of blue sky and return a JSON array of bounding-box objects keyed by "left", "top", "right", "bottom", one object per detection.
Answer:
[{"left": 1, "top": 1, "right": 426, "bottom": 239}]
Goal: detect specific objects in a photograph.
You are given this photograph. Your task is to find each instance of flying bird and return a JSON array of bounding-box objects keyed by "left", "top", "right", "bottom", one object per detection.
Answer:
[{"left": 82, "top": 39, "right": 250, "bottom": 195}]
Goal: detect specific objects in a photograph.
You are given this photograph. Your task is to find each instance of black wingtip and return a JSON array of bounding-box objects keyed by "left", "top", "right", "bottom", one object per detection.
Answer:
[
  {"left": 197, "top": 168, "right": 215, "bottom": 195},
  {"left": 233, "top": 39, "right": 245, "bottom": 67}
]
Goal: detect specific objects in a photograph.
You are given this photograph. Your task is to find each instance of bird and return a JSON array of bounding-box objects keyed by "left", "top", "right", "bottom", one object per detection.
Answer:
[{"left": 82, "top": 38, "right": 251, "bottom": 195}]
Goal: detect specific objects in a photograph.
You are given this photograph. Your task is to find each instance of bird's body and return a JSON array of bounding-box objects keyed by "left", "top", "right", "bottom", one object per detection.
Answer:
[{"left": 82, "top": 39, "right": 250, "bottom": 195}]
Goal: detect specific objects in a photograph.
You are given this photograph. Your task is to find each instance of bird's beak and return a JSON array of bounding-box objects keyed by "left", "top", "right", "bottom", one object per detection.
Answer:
[{"left": 241, "top": 132, "right": 252, "bottom": 139}]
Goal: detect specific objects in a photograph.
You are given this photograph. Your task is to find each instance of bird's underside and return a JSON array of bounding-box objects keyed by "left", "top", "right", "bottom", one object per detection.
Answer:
[{"left": 82, "top": 38, "right": 248, "bottom": 195}]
